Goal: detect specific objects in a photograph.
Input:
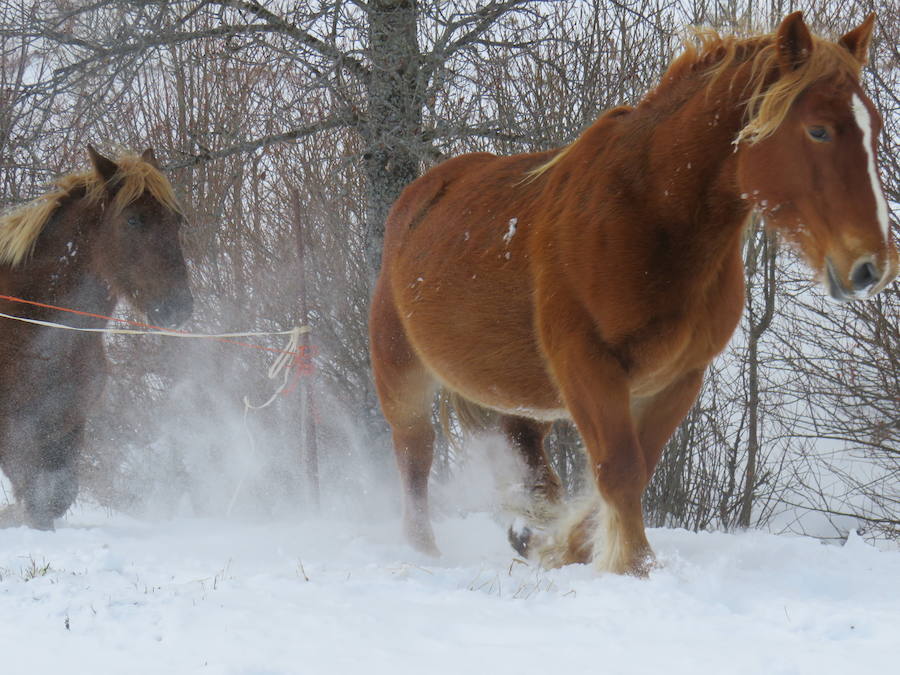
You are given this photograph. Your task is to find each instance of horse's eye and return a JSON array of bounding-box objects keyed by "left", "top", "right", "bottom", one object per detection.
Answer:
[
  {"left": 127, "top": 216, "right": 142, "bottom": 227},
  {"left": 808, "top": 126, "right": 830, "bottom": 142}
]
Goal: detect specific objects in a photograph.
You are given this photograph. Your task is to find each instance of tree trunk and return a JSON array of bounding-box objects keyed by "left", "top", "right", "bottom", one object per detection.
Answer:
[
  {"left": 363, "top": 0, "right": 423, "bottom": 281},
  {"left": 738, "top": 229, "right": 777, "bottom": 528}
]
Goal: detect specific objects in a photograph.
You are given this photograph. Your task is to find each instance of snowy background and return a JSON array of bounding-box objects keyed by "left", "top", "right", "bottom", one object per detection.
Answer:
[{"left": 1, "top": 495, "right": 898, "bottom": 674}]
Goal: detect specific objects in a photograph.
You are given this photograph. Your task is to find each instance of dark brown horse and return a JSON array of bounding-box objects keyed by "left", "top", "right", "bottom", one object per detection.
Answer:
[
  {"left": 0, "top": 146, "right": 193, "bottom": 529},
  {"left": 369, "top": 13, "right": 898, "bottom": 575}
]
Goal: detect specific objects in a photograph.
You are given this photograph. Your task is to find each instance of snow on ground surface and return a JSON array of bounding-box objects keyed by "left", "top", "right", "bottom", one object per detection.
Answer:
[{"left": 1, "top": 504, "right": 898, "bottom": 675}]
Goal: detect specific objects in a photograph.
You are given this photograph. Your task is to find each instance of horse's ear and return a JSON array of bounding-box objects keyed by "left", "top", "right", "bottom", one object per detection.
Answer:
[
  {"left": 141, "top": 147, "right": 160, "bottom": 168},
  {"left": 775, "top": 11, "right": 813, "bottom": 73},
  {"left": 87, "top": 144, "right": 118, "bottom": 183},
  {"left": 839, "top": 13, "right": 875, "bottom": 66}
]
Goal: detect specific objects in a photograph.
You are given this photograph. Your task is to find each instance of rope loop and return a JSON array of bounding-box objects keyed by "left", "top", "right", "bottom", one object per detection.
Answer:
[{"left": 243, "top": 326, "right": 307, "bottom": 411}]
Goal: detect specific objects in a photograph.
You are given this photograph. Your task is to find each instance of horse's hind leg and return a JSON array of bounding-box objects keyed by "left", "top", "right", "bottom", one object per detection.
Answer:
[
  {"left": 501, "top": 415, "right": 567, "bottom": 559},
  {"left": 370, "top": 287, "right": 439, "bottom": 555},
  {"left": 499, "top": 415, "right": 561, "bottom": 509}
]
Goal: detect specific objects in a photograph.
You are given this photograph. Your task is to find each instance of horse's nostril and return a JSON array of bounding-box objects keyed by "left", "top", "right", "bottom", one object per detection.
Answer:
[{"left": 850, "top": 261, "right": 879, "bottom": 292}]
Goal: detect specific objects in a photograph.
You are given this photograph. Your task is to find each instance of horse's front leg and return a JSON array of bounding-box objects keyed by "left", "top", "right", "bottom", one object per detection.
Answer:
[
  {"left": 535, "top": 318, "right": 652, "bottom": 576},
  {"left": 21, "top": 425, "right": 82, "bottom": 530},
  {"left": 634, "top": 369, "right": 705, "bottom": 477}
]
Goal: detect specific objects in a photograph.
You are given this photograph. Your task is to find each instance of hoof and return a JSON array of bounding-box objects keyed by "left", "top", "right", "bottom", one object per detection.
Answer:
[
  {"left": 626, "top": 550, "right": 658, "bottom": 578},
  {"left": 414, "top": 540, "right": 441, "bottom": 558},
  {"left": 600, "top": 543, "right": 656, "bottom": 577},
  {"left": 507, "top": 519, "right": 533, "bottom": 558},
  {"left": 404, "top": 520, "right": 441, "bottom": 557},
  {"left": 409, "top": 534, "right": 440, "bottom": 558},
  {"left": 0, "top": 504, "right": 24, "bottom": 529},
  {"left": 0, "top": 503, "right": 58, "bottom": 531},
  {"left": 24, "top": 513, "right": 56, "bottom": 531}
]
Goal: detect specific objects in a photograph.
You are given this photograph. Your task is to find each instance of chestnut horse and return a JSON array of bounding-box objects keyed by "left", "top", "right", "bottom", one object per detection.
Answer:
[
  {"left": 0, "top": 146, "right": 193, "bottom": 529},
  {"left": 369, "top": 12, "right": 898, "bottom": 575}
]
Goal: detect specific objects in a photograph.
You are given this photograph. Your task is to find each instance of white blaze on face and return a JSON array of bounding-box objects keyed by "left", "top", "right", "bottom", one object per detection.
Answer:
[{"left": 851, "top": 94, "right": 890, "bottom": 243}]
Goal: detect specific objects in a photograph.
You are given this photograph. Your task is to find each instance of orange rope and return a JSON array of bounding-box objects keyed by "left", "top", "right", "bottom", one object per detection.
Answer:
[{"left": 0, "top": 293, "right": 306, "bottom": 358}]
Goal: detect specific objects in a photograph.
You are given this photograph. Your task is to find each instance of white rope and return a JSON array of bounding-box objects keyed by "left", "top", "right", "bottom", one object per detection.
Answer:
[
  {"left": 0, "top": 308, "right": 312, "bottom": 519},
  {"left": 242, "top": 326, "right": 305, "bottom": 410},
  {"left": 0, "top": 310, "right": 308, "bottom": 340},
  {"left": 229, "top": 326, "right": 308, "bottom": 516}
]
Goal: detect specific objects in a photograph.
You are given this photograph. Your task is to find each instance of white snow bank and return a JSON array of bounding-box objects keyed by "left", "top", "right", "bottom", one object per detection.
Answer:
[{"left": 0, "top": 504, "right": 897, "bottom": 675}]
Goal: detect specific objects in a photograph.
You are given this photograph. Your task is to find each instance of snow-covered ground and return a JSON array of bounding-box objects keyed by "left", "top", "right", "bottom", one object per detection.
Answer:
[{"left": 1, "top": 503, "right": 897, "bottom": 675}]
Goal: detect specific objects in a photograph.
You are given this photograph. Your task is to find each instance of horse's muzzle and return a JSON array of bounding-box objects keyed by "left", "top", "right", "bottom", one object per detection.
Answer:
[
  {"left": 149, "top": 289, "right": 194, "bottom": 328},
  {"left": 826, "top": 255, "right": 896, "bottom": 303}
]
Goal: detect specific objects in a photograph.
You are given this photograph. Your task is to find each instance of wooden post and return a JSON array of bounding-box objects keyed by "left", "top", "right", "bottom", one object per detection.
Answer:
[{"left": 290, "top": 186, "right": 320, "bottom": 509}]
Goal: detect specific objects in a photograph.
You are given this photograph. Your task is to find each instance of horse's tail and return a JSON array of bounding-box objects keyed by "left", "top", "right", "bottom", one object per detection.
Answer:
[{"left": 437, "top": 388, "right": 496, "bottom": 447}]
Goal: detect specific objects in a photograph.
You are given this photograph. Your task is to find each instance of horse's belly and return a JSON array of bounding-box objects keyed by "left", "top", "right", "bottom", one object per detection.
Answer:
[
  {"left": 430, "top": 349, "right": 565, "bottom": 417},
  {"left": 395, "top": 278, "right": 563, "bottom": 416}
]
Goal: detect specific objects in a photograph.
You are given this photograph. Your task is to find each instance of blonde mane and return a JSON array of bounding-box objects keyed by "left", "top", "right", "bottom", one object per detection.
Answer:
[
  {"left": 527, "top": 23, "right": 862, "bottom": 180},
  {"left": 0, "top": 153, "right": 180, "bottom": 267},
  {"left": 682, "top": 27, "right": 862, "bottom": 144},
  {"left": 522, "top": 144, "right": 575, "bottom": 183}
]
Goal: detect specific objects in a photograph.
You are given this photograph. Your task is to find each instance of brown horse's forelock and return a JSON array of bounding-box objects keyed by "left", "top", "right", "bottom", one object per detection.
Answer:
[{"left": 0, "top": 154, "right": 181, "bottom": 267}]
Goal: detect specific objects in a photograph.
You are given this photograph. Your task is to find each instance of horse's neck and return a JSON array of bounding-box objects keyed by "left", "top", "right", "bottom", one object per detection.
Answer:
[
  {"left": 619, "top": 65, "right": 755, "bottom": 262},
  {"left": 16, "top": 197, "right": 115, "bottom": 318},
  {"left": 536, "top": 62, "right": 758, "bottom": 321},
  {"left": 664, "top": 73, "right": 751, "bottom": 209}
]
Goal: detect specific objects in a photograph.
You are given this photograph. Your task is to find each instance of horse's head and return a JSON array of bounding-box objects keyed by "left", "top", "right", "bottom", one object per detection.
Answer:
[
  {"left": 87, "top": 145, "right": 193, "bottom": 327},
  {"left": 737, "top": 12, "right": 898, "bottom": 302}
]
